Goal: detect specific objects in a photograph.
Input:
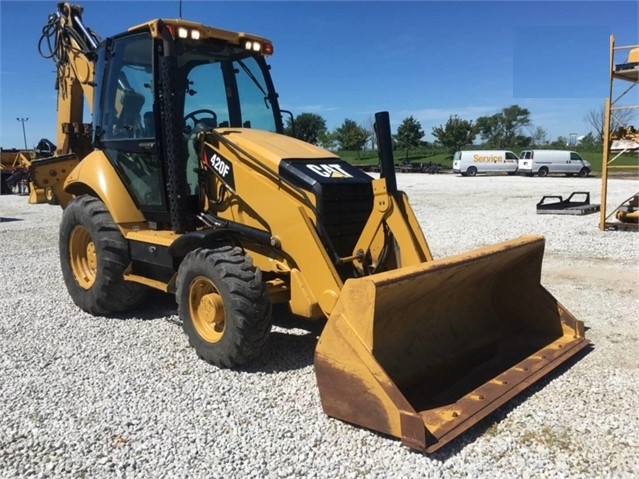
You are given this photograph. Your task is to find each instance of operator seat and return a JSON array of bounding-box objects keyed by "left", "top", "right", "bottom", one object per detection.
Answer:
[{"left": 116, "top": 90, "right": 145, "bottom": 137}]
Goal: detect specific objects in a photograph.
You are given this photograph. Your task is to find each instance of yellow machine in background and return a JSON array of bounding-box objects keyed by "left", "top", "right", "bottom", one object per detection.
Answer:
[
  {"left": 1, "top": 142, "right": 59, "bottom": 203},
  {"left": 30, "top": 3, "right": 588, "bottom": 452}
]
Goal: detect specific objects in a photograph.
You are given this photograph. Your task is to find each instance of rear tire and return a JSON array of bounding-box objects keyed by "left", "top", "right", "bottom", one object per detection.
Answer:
[
  {"left": 537, "top": 167, "right": 548, "bottom": 177},
  {"left": 466, "top": 166, "right": 477, "bottom": 177},
  {"left": 60, "top": 195, "right": 148, "bottom": 315},
  {"left": 578, "top": 167, "right": 589, "bottom": 178},
  {"left": 176, "top": 246, "right": 272, "bottom": 368}
]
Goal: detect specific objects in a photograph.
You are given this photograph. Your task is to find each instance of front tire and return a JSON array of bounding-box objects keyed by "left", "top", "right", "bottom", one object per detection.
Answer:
[
  {"left": 578, "top": 167, "right": 589, "bottom": 178},
  {"left": 466, "top": 166, "right": 477, "bottom": 177},
  {"left": 537, "top": 167, "right": 549, "bottom": 177},
  {"left": 60, "top": 195, "right": 148, "bottom": 315},
  {"left": 176, "top": 246, "right": 272, "bottom": 368}
]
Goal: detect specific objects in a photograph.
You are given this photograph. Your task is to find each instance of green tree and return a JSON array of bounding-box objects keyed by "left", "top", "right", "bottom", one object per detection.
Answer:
[
  {"left": 431, "top": 115, "right": 476, "bottom": 154},
  {"left": 476, "top": 105, "right": 532, "bottom": 148},
  {"left": 284, "top": 112, "right": 327, "bottom": 145},
  {"left": 550, "top": 136, "right": 568, "bottom": 148},
  {"left": 579, "top": 132, "right": 599, "bottom": 149},
  {"left": 334, "top": 119, "right": 369, "bottom": 157},
  {"left": 395, "top": 116, "right": 425, "bottom": 160},
  {"left": 531, "top": 126, "right": 549, "bottom": 147},
  {"left": 317, "top": 130, "right": 338, "bottom": 150}
]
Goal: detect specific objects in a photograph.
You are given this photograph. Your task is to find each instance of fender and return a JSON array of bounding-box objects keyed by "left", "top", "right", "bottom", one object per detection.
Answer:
[{"left": 64, "top": 150, "right": 145, "bottom": 224}]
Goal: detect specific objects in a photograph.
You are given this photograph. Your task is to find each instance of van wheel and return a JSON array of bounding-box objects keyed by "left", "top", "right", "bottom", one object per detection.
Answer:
[
  {"left": 466, "top": 166, "right": 477, "bottom": 177},
  {"left": 537, "top": 167, "right": 548, "bottom": 177},
  {"left": 578, "top": 167, "right": 589, "bottom": 178}
]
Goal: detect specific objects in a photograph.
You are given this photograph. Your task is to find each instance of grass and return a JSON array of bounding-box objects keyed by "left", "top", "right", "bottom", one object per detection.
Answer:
[
  {"left": 334, "top": 147, "right": 638, "bottom": 173},
  {"left": 337, "top": 148, "right": 453, "bottom": 167}
]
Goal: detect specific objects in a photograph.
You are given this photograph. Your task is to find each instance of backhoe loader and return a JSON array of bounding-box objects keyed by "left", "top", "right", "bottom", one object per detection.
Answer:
[{"left": 30, "top": 3, "right": 589, "bottom": 452}]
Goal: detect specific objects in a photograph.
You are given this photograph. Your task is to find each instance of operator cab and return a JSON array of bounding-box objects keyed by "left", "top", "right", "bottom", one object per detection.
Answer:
[{"left": 92, "top": 22, "right": 282, "bottom": 225}]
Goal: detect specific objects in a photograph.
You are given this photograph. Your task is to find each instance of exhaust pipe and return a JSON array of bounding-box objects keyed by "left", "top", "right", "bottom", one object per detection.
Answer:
[{"left": 375, "top": 111, "right": 398, "bottom": 199}]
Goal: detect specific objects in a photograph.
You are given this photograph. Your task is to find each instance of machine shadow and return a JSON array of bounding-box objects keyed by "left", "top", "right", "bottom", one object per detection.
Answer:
[{"left": 112, "top": 293, "right": 324, "bottom": 373}]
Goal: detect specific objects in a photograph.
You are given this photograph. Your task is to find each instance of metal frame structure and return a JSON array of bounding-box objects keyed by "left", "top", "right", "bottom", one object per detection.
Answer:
[{"left": 599, "top": 35, "right": 639, "bottom": 231}]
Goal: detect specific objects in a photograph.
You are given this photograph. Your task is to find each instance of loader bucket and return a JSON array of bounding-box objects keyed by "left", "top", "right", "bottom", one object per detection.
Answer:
[{"left": 315, "top": 235, "right": 588, "bottom": 453}]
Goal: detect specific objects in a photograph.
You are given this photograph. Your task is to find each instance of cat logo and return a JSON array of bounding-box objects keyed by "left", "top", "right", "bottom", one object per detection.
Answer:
[{"left": 306, "top": 163, "right": 353, "bottom": 179}]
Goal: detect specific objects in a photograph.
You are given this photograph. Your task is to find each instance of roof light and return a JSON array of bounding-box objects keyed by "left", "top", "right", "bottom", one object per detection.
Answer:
[
  {"left": 244, "top": 39, "right": 273, "bottom": 55},
  {"left": 191, "top": 29, "right": 201, "bottom": 40},
  {"left": 177, "top": 27, "right": 188, "bottom": 39}
]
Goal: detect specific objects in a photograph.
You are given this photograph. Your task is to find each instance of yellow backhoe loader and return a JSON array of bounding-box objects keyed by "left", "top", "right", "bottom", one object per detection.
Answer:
[{"left": 30, "top": 3, "right": 589, "bottom": 452}]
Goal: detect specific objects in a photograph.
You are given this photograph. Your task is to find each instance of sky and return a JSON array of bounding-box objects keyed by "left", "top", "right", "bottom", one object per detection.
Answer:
[{"left": 1, "top": 0, "right": 638, "bottom": 149}]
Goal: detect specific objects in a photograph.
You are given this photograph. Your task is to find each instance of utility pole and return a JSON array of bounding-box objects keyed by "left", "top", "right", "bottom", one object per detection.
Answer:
[{"left": 16, "top": 117, "right": 29, "bottom": 150}]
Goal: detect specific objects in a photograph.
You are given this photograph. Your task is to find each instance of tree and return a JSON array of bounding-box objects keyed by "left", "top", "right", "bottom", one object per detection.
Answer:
[
  {"left": 531, "top": 126, "right": 549, "bottom": 147},
  {"left": 550, "top": 136, "right": 568, "bottom": 148},
  {"left": 317, "top": 130, "right": 338, "bottom": 150},
  {"left": 583, "top": 105, "right": 635, "bottom": 143},
  {"left": 475, "top": 105, "right": 532, "bottom": 148},
  {"left": 394, "top": 116, "right": 424, "bottom": 160},
  {"left": 431, "top": 115, "right": 476, "bottom": 154},
  {"left": 578, "top": 132, "right": 599, "bottom": 149},
  {"left": 284, "top": 112, "right": 327, "bottom": 145},
  {"left": 334, "top": 119, "right": 369, "bottom": 157}
]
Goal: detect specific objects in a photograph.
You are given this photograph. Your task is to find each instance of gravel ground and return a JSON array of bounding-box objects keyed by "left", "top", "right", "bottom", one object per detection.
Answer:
[{"left": 1, "top": 173, "right": 638, "bottom": 478}]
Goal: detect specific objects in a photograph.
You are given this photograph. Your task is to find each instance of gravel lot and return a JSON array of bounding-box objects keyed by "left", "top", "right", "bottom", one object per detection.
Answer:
[{"left": 1, "top": 173, "right": 638, "bottom": 478}]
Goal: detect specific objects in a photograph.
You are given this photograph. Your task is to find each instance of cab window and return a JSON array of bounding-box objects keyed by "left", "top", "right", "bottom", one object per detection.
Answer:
[
  {"left": 570, "top": 152, "right": 583, "bottom": 161},
  {"left": 100, "top": 33, "right": 154, "bottom": 140},
  {"left": 99, "top": 32, "right": 165, "bottom": 212}
]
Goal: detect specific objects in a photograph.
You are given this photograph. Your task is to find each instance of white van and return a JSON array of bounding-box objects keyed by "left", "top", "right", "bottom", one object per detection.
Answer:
[
  {"left": 518, "top": 150, "right": 591, "bottom": 177},
  {"left": 452, "top": 150, "right": 519, "bottom": 176}
]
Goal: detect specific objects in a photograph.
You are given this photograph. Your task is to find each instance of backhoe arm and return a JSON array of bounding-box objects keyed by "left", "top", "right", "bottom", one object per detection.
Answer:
[{"left": 38, "top": 2, "right": 100, "bottom": 157}]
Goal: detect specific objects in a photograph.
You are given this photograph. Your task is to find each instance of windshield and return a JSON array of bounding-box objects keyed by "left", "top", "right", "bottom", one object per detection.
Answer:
[{"left": 181, "top": 43, "right": 279, "bottom": 133}]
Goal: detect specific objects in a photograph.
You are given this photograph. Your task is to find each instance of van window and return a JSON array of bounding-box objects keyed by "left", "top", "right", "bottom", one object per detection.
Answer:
[
  {"left": 570, "top": 152, "right": 583, "bottom": 161},
  {"left": 505, "top": 152, "right": 518, "bottom": 160},
  {"left": 520, "top": 151, "right": 532, "bottom": 159}
]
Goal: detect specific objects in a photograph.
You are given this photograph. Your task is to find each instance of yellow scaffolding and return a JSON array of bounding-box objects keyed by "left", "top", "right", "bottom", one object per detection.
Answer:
[{"left": 599, "top": 35, "right": 639, "bottom": 231}]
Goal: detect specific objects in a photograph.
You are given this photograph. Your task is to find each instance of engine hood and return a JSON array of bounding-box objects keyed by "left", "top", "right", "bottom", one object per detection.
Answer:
[{"left": 209, "top": 128, "right": 339, "bottom": 168}]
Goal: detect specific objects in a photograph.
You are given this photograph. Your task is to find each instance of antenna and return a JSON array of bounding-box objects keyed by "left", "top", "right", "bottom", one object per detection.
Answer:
[{"left": 179, "top": 0, "right": 182, "bottom": 18}]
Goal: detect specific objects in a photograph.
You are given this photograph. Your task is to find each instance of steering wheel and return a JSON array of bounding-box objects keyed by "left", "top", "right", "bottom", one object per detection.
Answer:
[{"left": 183, "top": 109, "right": 217, "bottom": 135}]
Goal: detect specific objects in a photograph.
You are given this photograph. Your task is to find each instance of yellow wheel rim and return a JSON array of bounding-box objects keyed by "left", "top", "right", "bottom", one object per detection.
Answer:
[
  {"left": 189, "top": 276, "right": 226, "bottom": 343},
  {"left": 69, "top": 225, "right": 97, "bottom": 289}
]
